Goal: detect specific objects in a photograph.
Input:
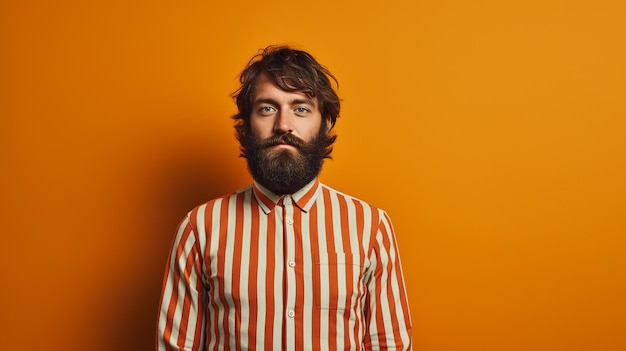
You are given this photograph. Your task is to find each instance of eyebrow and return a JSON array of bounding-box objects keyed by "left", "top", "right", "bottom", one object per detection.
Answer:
[{"left": 254, "top": 97, "right": 316, "bottom": 107}]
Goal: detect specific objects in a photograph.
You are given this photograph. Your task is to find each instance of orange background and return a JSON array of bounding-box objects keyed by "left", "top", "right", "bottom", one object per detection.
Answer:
[{"left": 1, "top": 1, "right": 625, "bottom": 350}]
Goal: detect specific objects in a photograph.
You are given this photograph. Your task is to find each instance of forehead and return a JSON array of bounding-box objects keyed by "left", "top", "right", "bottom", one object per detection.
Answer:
[{"left": 253, "top": 74, "right": 318, "bottom": 106}]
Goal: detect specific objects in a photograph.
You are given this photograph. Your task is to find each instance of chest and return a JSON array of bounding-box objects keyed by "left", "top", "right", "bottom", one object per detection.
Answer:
[{"left": 199, "top": 203, "right": 376, "bottom": 311}]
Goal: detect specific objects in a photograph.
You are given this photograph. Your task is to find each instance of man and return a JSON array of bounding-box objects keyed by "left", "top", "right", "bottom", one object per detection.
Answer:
[{"left": 157, "top": 46, "right": 412, "bottom": 350}]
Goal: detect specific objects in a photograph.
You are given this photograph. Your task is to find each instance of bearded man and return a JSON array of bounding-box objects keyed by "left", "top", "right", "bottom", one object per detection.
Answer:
[{"left": 157, "top": 46, "right": 412, "bottom": 351}]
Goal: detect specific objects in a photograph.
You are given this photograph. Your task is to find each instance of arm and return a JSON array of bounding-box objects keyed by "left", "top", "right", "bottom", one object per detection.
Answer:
[
  {"left": 363, "top": 210, "right": 412, "bottom": 350},
  {"left": 156, "top": 215, "right": 207, "bottom": 351}
]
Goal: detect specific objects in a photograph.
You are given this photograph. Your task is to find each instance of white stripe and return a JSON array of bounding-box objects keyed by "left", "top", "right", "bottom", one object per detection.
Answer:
[
  {"left": 238, "top": 191, "right": 252, "bottom": 349},
  {"left": 193, "top": 204, "right": 208, "bottom": 348},
  {"left": 345, "top": 198, "right": 359, "bottom": 351},
  {"left": 184, "top": 262, "right": 200, "bottom": 349},
  {"left": 284, "top": 202, "right": 296, "bottom": 349},
  {"left": 328, "top": 191, "right": 346, "bottom": 349},
  {"left": 375, "top": 225, "right": 394, "bottom": 347},
  {"left": 207, "top": 199, "right": 223, "bottom": 351},
  {"left": 272, "top": 208, "right": 284, "bottom": 349},
  {"left": 315, "top": 196, "right": 329, "bottom": 346},
  {"left": 357, "top": 202, "right": 373, "bottom": 344},
  {"left": 195, "top": 204, "right": 208, "bottom": 266},
  {"left": 224, "top": 194, "right": 238, "bottom": 351},
  {"left": 256, "top": 205, "right": 268, "bottom": 350},
  {"left": 361, "top": 203, "right": 373, "bottom": 259},
  {"left": 300, "top": 210, "right": 314, "bottom": 349},
  {"left": 365, "top": 252, "right": 380, "bottom": 345}
]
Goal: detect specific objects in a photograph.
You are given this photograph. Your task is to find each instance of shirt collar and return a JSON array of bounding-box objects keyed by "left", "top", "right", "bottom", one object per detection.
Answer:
[{"left": 252, "top": 178, "right": 321, "bottom": 215}]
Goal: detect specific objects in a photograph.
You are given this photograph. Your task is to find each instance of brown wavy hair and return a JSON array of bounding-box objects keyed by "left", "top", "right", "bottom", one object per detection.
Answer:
[{"left": 232, "top": 45, "right": 340, "bottom": 158}]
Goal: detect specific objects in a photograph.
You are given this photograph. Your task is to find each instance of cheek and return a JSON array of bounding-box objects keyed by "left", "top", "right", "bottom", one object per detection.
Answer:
[
  {"left": 301, "top": 119, "right": 323, "bottom": 141},
  {"left": 250, "top": 118, "right": 272, "bottom": 139}
]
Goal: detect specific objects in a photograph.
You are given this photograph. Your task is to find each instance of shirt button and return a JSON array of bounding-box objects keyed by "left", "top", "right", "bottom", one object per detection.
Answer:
[
  {"left": 284, "top": 197, "right": 292, "bottom": 205},
  {"left": 288, "top": 260, "right": 296, "bottom": 268},
  {"left": 286, "top": 218, "right": 294, "bottom": 225},
  {"left": 287, "top": 310, "right": 295, "bottom": 318}
]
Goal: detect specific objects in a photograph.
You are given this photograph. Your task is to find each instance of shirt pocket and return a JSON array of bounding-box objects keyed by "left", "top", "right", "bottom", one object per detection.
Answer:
[{"left": 314, "top": 252, "right": 363, "bottom": 310}]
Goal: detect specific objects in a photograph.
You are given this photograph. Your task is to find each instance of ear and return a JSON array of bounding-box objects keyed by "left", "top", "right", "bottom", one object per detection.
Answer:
[{"left": 325, "top": 116, "right": 333, "bottom": 132}]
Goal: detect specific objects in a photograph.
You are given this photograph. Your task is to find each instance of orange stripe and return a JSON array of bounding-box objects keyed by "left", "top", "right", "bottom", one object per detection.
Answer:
[
  {"left": 185, "top": 207, "right": 206, "bottom": 349},
  {"left": 308, "top": 203, "right": 322, "bottom": 351},
  {"left": 371, "top": 209, "right": 389, "bottom": 347},
  {"left": 246, "top": 200, "right": 260, "bottom": 350},
  {"left": 338, "top": 195, "right": 353, "bottom": 350},
  {"left": 292, "top": 205, "right": 305, "bottom": 349},
  {"left": 263, "top": 210, "right": 276, "bottom": 349},
  {"left": 231, "top": 192, "right": 245, "bottom": 351},
  {"left": 216, "top": 198, "right": 230, "bottom": 349},
  {"left": 203, "top": 201, "right": 222, "bottom": 351},
  {"left": 200, "top": 202, "right": 215, "bottom": 350},
  {"left": 322, "top": 188, "right": 338, "bottom": 342},
  {"left": 353, "top": 200, "right": 366, "bottom": 344}
]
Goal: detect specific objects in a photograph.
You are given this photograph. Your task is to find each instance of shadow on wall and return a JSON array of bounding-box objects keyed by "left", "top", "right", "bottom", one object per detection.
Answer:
[{"left": 91, "top": 120, "right": 246, "bottom": 350}]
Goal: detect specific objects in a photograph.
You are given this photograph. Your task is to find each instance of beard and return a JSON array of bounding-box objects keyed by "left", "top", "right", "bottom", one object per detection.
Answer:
[{"left": 241, "top": 123, "right": 330, "bottom": 195}]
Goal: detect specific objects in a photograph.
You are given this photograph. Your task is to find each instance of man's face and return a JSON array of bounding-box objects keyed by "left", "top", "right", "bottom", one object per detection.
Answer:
[
  {"left": 242, "top": 74, "right": 330, "bottom": 195},
  {"left": 250, "top": 74, "right": 324, "bottom": 147}
]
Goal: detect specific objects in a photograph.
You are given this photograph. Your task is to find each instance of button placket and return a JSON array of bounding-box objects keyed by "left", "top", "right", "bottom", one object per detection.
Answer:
[
  {"left": 282, "top": 195, "right": 297, "bottom": 326},
  {"left": 283, "top": 196, "right": 292, "bottom": 206}
]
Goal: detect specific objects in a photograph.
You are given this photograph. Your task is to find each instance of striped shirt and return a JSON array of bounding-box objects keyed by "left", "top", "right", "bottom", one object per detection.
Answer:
[{"left": 157, "top": 179, "right": 412, "bottom": 350}]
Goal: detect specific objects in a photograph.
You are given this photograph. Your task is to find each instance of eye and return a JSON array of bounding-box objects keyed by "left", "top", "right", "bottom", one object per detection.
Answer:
[
  {"left": 294, "top": 107, "right": 310, "bottom": 114},
  {"left": 258, "top": 106, "right": 276, "bottom": 115}
]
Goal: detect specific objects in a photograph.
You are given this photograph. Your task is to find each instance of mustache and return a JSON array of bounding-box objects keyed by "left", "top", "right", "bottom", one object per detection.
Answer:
[{"left": 258, "top": 133, "right": 306, "bottom": 149}]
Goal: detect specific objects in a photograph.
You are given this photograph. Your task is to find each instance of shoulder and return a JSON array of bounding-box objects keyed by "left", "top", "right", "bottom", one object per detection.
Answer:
[
  {"left": 185, "top": 185, "right": 254, "bottom": 220},
  {"left": 319, "top": 183, "right": 387, "bottom": 216}
]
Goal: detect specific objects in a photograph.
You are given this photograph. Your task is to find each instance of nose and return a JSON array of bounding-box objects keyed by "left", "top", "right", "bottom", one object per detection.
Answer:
[{"left": 273, "top": 109, "right": 293, "bottom": 134}]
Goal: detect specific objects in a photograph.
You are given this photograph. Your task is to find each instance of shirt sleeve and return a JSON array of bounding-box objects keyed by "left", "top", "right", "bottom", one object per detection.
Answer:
[
  {"left": 156, "top": 214, "right": 207, "bottom": 351},
  {"left": 363, "top": 210, "right": 412, "bottom": 350}
]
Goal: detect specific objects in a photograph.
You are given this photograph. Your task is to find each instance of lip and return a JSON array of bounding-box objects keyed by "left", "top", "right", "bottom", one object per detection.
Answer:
[
  {"left": 273, "top": 143, "right": 295, "bottom": 148},
  {"left": 274, "top": 141, "right": 295, "bottom": 147}
]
